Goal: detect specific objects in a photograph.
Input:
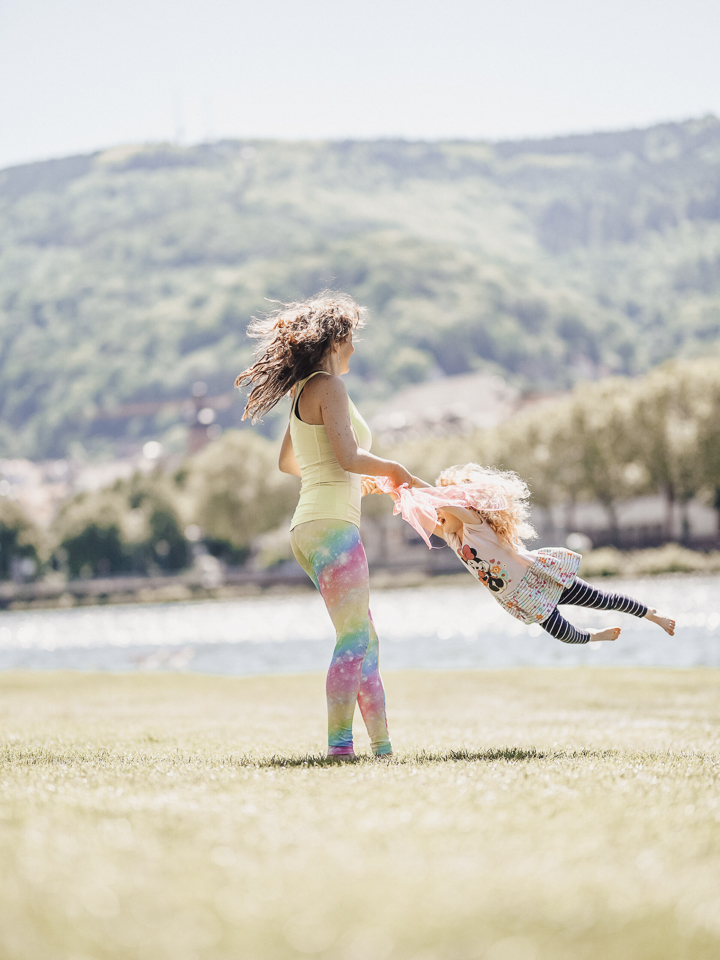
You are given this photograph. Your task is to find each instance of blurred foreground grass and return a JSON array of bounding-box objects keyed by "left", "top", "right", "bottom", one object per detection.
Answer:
[{"left": 1, "top": 669, "right": 719, "bottom": 960}]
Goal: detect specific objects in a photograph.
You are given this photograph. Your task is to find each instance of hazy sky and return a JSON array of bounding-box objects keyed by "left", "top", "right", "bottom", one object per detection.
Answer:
[{"left": 1, "top": 0, "right": 719, "bottom": 169}]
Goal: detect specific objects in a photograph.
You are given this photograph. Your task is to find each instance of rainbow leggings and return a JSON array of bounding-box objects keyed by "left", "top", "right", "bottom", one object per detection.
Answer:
[{"left": 290, "top": 519, "right": 391, "bottom": 757}]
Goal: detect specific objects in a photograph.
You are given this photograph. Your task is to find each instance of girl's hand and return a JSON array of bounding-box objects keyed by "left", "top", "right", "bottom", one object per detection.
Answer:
[{"left": 361, "top": 476, "right": 381, "bottom": 497}]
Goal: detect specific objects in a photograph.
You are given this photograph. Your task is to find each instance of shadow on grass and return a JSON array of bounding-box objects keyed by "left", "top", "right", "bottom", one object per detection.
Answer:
[
  {"left": 249, "top": 746, "right": 614, "bottom": 768},
  {"left": 2, "top": 744, "right": 630, "bottom": 769}
]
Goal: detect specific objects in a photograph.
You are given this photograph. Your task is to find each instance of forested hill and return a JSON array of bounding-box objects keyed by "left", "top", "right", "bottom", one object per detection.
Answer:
[{"left": 2, "top": 115, "right": 720, "bottom": 459}]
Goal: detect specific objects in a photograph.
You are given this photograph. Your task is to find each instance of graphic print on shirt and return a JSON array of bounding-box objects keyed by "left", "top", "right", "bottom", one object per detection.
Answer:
[{"left": 457, "top": 544, "right": 508, "bottom": 593}]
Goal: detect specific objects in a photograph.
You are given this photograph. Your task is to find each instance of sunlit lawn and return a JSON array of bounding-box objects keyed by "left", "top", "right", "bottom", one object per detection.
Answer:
[{"left": 1, "top": 668, "right": 719, "bottom": 960}]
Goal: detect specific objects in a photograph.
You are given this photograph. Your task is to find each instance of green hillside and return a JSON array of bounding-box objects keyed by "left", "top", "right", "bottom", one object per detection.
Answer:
[{"left": 2, "top": 116, "right": 720, "bottom": 458}]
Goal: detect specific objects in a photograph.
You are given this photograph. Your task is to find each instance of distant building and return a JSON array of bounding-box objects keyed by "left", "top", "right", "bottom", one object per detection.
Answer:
[
  {"left": 533, "top": 496, "right": 718, "bottom": 551},
  {"left": 368, "top": 371, "right": 521, "bottom": 445}
]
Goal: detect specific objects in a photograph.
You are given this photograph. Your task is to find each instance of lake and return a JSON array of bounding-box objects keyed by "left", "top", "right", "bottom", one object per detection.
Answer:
[{"left": 1, "top": 574, "right": 718, "bottom": 674}]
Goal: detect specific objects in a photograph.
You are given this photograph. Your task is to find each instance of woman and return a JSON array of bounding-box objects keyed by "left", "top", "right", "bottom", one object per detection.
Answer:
[{"left": 235, "top": 293, "right": 419, "bottom": 758}]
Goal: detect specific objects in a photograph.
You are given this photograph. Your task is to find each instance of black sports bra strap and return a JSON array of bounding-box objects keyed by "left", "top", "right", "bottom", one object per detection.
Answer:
[
  {"left": 293, "top": 371, "right": 324, "bottom": 422},
  {"left": 292, "top": 383, "right": 303, "bottom": 420}
]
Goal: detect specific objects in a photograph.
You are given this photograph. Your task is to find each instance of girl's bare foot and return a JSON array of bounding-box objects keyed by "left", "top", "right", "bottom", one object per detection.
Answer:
[
  {"left": 588, "top": 626, "right": 621, "bottom": 642},
  {"left": 645, "top": 608, "right": 675, "bottom": 636}
]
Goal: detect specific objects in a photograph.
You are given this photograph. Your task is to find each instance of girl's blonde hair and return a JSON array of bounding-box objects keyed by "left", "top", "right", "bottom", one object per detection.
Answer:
[
  {"left": 235, "top": 292, "right": 366, "bottom": 422},
  {"left": 435, "top": 462, "right": 537, "bottom": 548}
]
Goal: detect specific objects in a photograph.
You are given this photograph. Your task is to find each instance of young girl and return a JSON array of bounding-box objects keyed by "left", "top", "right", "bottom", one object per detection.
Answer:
[{"left": 368, "top": 463, "right": 675, "bottom": 644}]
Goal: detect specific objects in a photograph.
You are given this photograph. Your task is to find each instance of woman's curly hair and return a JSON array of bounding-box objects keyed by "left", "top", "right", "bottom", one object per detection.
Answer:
[
  {"left": 235, "top": 292, "right": 366, "bottom": 422},
  {"left": 435, "top": 462, "right": 537, "bottom": 549}
]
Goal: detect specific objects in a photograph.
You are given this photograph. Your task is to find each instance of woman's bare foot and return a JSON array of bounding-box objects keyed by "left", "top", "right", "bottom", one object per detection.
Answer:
[
  {"left": 645, "top": 608, "right": 675, "bottom": 635},
  {"left": 588, "top": 626, "right": 621, "bottom": 642}
]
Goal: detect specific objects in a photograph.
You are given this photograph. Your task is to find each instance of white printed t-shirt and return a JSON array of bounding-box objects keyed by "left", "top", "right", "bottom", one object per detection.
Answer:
[{"left": 445, "top": 516, "right": 581, "bottom": 624}]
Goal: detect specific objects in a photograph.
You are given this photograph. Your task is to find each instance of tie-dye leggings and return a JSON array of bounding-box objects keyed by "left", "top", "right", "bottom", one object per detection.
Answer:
[{"left": 290, "top": 519, "right": 392, "bottom": 757}]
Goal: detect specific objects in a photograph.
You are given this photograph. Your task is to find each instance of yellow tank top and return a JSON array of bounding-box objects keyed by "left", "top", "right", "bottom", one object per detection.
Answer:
[{"left": 289, "top": 371, "right": 372, "bottom": 530}]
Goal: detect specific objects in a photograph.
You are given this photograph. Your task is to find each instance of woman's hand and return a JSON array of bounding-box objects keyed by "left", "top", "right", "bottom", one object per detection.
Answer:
[
  {"left": 363, "top": 470, "right": 430, "bottom": 495},
  {"left": 384, "top": 462, "right": 421, "bottom": 489}
]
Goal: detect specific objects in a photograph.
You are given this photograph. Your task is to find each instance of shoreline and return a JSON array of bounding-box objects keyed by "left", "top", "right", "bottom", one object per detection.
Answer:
[{"left": 1, "top": 543, "right": 719, "bottom": 612}]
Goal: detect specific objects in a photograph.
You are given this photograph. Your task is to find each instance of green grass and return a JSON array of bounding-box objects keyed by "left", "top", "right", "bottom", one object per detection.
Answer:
[{"left": 1, "top": 669, "right": 719, "bottom": 960}]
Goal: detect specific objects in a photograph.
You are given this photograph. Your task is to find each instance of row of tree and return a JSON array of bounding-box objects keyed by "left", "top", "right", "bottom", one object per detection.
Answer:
[
  {"left": 389, "top": 358, "right": 720, "bottom": 540},
  {"left": 0, "top": 357, "right": 718, "bottom": 581},
  {"left": 0, "top": 431, "right": 297, "bottom": 580}
]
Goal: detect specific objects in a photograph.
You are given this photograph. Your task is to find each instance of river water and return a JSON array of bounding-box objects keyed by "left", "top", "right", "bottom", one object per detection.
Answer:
[{"left": 0, "top": 574, "right": 718, "bottom": 674}]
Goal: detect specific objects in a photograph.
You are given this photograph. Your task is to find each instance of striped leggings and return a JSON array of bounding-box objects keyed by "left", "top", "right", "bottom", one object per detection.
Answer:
[
  {"left": 290, "top": 519, "right": 391, "bottom": 757},
  {"left": 541, "top": 577, "right": 648, "bottom": 644}
]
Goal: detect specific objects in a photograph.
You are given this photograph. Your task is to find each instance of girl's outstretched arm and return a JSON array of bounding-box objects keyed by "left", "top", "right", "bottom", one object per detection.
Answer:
[
  {"left": 439, "top": 505, "right": 478, "bottom": 525},
  {"left": 361, "top": 476, "right": 428, "bottom": 497},
  {"left": 363, "top": 476, "right": 446, "bottom": 539}
]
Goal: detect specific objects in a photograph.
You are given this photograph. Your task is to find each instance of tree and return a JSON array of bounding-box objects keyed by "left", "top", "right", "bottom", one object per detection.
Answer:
[
  {"left": 0, "top": 498, "right": 41, "bottom": 581},
  {"left": 564, "top": 380, "right": 640, "bottom": 533},
  {"left": 683, "top": 359, "right": 720, "bottom": 535},
  {"left": 383, "top": 356, "right": 720, "bottom": 547},
  {"left": 181, "top": 430, "right": 298, "bottom": 551},
  {"left": 631, "top": 363, "right": 707, "bottom": 541},
  {"left": 52, "top": 488, "right": 130, "bottom": 578},
  {"left": 51, "top": 470, "right": 189, "bottom": 577},
  {"left": 123, "top": 472, "right": 189, "bottom": 572}
]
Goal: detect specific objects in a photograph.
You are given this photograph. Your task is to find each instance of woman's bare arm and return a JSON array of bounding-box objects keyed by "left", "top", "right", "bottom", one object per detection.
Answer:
[
  {"left": 317, "top": 376, "right": 417, "bottom": 487},
  {"left": 278, "top": 424, "right": 301, "bottom": 477}
]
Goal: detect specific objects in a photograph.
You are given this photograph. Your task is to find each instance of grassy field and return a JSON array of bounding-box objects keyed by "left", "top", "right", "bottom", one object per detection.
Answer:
[{"left": 1, "top": 669, "right": 719, "bottom": 960}]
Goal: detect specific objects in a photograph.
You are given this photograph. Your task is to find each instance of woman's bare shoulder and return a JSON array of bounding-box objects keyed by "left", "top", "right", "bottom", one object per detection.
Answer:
[{"left": 306, "top": 372, "right": 347, "bottom": 401}]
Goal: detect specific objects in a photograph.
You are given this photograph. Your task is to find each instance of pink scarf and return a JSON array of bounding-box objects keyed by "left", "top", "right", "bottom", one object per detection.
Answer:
[{"left": 375, "top": 478, "right": 509, "bottom": 549}]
